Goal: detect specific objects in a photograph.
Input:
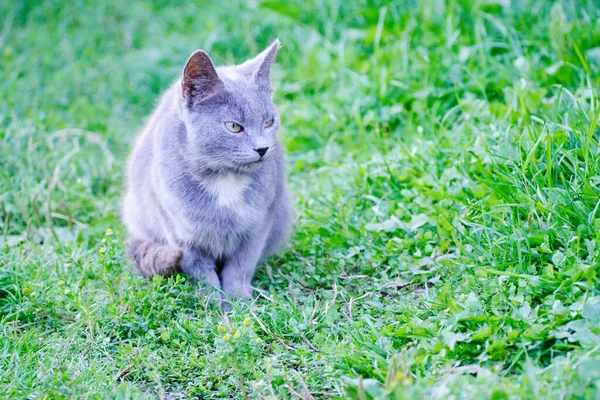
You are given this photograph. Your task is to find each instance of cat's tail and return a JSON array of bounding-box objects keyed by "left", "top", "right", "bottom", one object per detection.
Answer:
[{"left": 127, "top": 238, "right": 182, "bottom": 278}]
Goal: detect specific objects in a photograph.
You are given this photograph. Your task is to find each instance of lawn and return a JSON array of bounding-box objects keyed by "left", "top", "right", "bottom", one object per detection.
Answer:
[{"left": 1, "top": 0, "right": 600, "bottom": 398}]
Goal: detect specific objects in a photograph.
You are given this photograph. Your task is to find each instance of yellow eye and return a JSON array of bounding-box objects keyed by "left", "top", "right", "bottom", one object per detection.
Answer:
[
  {"left": 264, "top": 118, "right": 274, "bottom": 128},
  {"left": 225, "top": 122, "right": 243, "bottom": 133}
]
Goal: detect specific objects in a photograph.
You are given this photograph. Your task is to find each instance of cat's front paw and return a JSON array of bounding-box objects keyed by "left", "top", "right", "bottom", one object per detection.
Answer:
[
  {"left": 201, "top": 286, "right": 224, "bottom": 305},
  {"left": 221, "top": 294, "right": 252, "bottom": 311},
  {"left": 221, "top": 282, "right": 254, "bottom": 310},
  {"left": 223, "top": 284, "right": 253, "bottom": 300}
]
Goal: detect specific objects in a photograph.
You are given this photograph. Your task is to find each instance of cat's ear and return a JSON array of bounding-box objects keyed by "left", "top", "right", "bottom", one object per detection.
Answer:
[
  {"left": 238, "top": 39, "right": 280, "bottom": 91},
  {"left": 182, "top": 50, "right": 223, "bottom": 101}
]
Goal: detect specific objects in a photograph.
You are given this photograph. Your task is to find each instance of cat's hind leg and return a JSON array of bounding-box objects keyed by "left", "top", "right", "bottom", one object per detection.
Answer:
[{"left": 262, "top": 191, "right": 292, "bottom": 259}]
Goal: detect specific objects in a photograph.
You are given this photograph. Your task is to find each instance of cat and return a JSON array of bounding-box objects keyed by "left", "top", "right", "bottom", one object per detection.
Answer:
[{"left": 123, "top": 39, "right": 291, "bottom": 308}]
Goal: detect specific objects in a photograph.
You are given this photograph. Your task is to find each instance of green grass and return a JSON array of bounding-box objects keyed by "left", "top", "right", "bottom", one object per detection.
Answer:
[{"left": 1, "top": 0, "right": 600, "bottom": 398}]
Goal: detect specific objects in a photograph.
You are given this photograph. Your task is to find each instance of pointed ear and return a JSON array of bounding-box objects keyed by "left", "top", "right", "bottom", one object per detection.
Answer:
[
  {"left": 182, "top": 50, "right": 223, "bottom": 101},
  {"left": 238, "top": 39, "right": 280, "bottom": 91}
]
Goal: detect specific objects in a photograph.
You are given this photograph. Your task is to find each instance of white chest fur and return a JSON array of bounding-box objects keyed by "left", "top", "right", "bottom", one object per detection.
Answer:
[{"left": 202, "top": 173, "right": 251, "bottom": 208}]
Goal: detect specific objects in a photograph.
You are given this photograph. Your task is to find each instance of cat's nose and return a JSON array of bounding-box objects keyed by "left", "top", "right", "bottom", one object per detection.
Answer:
[{"left": 254, "top": 147, "right": 269, "bottom": 157}]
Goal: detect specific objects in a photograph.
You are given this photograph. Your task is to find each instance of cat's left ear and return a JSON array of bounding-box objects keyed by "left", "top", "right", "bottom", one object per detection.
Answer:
[
  {"left": 238, "top": 39, "right": 280, "bottom": 91},
  {"left": 182, "top": 50, "right": 223, "bottom": 102}
]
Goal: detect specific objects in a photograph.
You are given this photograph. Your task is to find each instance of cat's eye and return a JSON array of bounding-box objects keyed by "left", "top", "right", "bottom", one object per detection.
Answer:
[
  {"left": 264, "top": 118, "right": 274, "bottom": 128},
  {"left": 225, "top": 122, "right": 244, "bottom": 133}
]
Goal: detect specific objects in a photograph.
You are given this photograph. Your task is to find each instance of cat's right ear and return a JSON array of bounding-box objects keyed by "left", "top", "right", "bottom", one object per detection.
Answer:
[{"left": 182, "top": 50, "right": 223, "bottom": 102}]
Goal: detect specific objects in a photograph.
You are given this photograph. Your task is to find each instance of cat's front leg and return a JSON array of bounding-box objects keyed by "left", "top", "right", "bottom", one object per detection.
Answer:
[
  {"left": 180, "top": 247, "right": 221, "bottom": 299},
  {"left": 220, "top": 230, "right": 269, "bottom": 306}
]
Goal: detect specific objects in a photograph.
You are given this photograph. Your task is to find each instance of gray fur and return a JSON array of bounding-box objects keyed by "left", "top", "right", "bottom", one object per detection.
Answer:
[
  {"left": 123, "top": 40, "right": 292, "bottom": 306},
  {"left": 127, "top": 238, "right": 182, "bottom": 278}
]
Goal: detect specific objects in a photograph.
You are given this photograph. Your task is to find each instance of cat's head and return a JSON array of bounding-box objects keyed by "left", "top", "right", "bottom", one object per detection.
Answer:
[{"left": 180, "top": 40, "right": 281, "bottom": 173}]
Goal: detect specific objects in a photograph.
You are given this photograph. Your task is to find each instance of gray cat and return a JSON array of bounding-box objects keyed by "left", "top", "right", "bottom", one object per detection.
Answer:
[{"left": 123, "top": 40, "right": 291, "bottom": 307}]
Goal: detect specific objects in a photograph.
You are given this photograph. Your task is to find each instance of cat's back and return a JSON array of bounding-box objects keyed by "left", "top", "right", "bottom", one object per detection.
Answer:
[
  {"left": 128, "top": 83, "right": 181, "bottom": 175},
  {"left": 123, "top": 83, "right": 182, "bottom": 241}
]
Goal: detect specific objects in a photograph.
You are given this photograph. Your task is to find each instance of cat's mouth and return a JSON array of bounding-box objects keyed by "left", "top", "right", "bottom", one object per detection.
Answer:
[
  {"left": 228, "top": 158, "right": 265, "bottom": 173},
  {"left": 247, "top": 156, "right": 266, "bottom": 165}
]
